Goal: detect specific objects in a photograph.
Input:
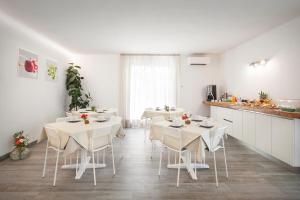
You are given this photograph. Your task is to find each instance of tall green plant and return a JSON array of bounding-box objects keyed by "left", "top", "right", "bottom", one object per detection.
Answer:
[{"left": 66, "top": 63, "right": 92, "bottom": 111}]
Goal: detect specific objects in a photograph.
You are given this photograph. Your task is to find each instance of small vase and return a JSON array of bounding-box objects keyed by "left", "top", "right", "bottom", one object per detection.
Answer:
[
  {"left": 10, "top": 147, "right": 30, "bottom": 160},
  {"left": 185, "top": 119, "right": 191, "bottom": 125},
  {"left": 84, "top": 119, "right": 89, "bottom": 124}
]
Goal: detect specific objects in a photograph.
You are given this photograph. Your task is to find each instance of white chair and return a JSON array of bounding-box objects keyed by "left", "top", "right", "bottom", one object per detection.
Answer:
[
  {"left": 84, "top": 126, "right": 116, "bottom": 186},
  {"left": 42, "top": 126, "right": 64, "bottom": 186},
  {"left": 203, "top": 125, "right": 229, "bottom": 187},
  {"left": 150, "top": 115, "right": 165, "bottom": 159},
  {"left": 158, "top": 126, "right": 187, "bottom": 187}
]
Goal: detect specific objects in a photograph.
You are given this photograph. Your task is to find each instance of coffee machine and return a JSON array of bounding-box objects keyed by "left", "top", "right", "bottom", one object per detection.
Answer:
[{"left": 207, "top": 85, "right": 217, "bottom": 101}]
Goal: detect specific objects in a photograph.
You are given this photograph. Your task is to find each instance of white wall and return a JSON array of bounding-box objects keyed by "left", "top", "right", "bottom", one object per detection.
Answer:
[
  {"left": 74, "top": 55, "right": 121, "bottom": 111},
  {"left": 0, "top": 12, "right": 71, "bottom": 156},
  {"left": 179, "top": 55, "right": 222, "bottom": 116},
  {"left": 221, "top": 16, "right": 300, "bottom": 100}
]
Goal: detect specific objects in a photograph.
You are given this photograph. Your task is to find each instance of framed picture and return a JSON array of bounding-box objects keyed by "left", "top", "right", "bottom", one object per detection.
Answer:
[
  {"left": 46, "top": 59, "right": 58, "bottom": 81},
  {"left": 18, "top": 48, "right": 39, "bottom": 79}
]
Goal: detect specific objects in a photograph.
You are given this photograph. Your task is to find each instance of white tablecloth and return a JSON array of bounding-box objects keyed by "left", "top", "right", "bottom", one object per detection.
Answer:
[
  {"left": 38, "top": 117, "right": 124, "bottom": 155},
  {"left": 141, "top": 108, "right": 184, "bottom": 120},
  {"left": 73, "top": 108, "right": 118, "bottom": 118},
  {"left": 150, "top": 120, "right": 214, "bottom": 162}
]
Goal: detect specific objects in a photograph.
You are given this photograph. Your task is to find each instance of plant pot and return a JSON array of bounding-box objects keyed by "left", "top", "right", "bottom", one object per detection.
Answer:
[
  {"left": 84, "top": 119, "right": 89, "bottom": 124},
  {"left": 10, "top": 147, "right": 30, "bottom": 160},
  {"left": 185, "top": 119, "right": 191, "bottom": 125}
]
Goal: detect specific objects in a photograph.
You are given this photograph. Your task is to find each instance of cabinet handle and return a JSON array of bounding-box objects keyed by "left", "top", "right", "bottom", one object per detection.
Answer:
[{"left": 223, "top": 119, "right": 233, "bottom": 123}]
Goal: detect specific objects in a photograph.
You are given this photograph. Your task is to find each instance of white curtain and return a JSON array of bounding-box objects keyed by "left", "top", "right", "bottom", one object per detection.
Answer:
[{"left": 121, "top": 55, "right": 180, "bottom": 128}]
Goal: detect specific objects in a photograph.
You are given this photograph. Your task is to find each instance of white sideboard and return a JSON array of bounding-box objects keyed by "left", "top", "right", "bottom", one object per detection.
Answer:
[{"left": 210, "top": 106, "right": 300, "bottom": 167}]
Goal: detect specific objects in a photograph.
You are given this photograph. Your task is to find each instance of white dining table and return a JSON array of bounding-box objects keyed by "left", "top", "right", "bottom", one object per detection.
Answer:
[
  {"left": 150, "top": 119, "right": 216, "bottom": 180},
  {"left": 38, "top": 116, "right": 123, "bottom": 179},
  {"left": 73, "top": 108, "right": 118, "bottom": 118},
  {"left": 141, "top": 108, "right": 184, "bottom": 120}
]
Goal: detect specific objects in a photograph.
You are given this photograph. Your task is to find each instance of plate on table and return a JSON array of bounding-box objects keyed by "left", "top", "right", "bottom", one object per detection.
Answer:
[
  {"left": 86, "top": 109, "right": 92, "bottom": 111},
  {"left": 67, "top": 120, "right": 81, "bottom": 123},
  {"left": 95, "top": 119, "right": 108, "bottom": 123},
  {"left": 80, "top": 111, "right": 88, "bottom": 113},
  {"left": 97, "top": 111, "right": 104, "bottom": 113},
  {"left": 191, "top": 119, "right": 203, "bottom": 122},
  {"left": 169, "top": 125, "right": 184, "bottom": 128},
  {"left": 199, "top": 121, "right": 214, "bottom": 128}
]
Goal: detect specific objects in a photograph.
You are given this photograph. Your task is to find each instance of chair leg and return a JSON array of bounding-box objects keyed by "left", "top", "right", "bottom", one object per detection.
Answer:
[
  {"left": 177, "top": 151, "right": 181, "bottom": 187},
  {"left": 168, "top": 149, "right": 170, "bottom": 165},
  {"left": 222, "top": 138, "right": 229, "bottom": 178},
  {"left": 144, "top": 119, "right": 147, "bottom": 143},
  {"left": 151, "top": 141, "right": 154, "bottom": 159},
  {"left": 111, "top": 145, "right": 116, "bottom": 175},
  {"left": 92, "top": 151, "right": 96, "bottom": 186},
  {"left": 213, "top": 151, "right": 219, "bottom": 187},
  {"left": 53, "top": 150, "right": 60, "bottom": 186},
  {"left": 76, "top": 151, "right": 79, "bottom": 175},
  {"left": 194, "top": 152, "right": 197, "bottom": 179},
  {"left": 174, "top": 152, "right": 177, "bottom": 164},
  {"left": 103, "top": 149, "right": 106, "bottom": 164},
  {"left": 42, "top": 141, "right": 49, "bottom": 177},
  {"left": 158, "top": 148, "right": 162, "bottom": 176}
]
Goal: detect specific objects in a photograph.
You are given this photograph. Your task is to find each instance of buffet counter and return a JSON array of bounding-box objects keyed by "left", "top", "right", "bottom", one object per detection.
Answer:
[{"left": 203, "top": 101, "right": 300, "bottom": 119}]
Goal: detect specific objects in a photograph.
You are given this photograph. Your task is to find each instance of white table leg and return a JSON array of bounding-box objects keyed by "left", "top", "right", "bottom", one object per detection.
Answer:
[
  {"left": 61, "top": 149, "right": 106, "bottom": 180},
  {"left": 167, "top": 151, "right": 209, "bottom": 180}
]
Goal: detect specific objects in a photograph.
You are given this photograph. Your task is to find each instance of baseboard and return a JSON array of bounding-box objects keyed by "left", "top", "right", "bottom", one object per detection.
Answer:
[{"left": 0, "top": 140, "right": 37, "bottom": 162}]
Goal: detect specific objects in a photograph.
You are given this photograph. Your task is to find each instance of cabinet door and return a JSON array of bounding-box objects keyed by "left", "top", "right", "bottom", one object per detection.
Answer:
[
  {"left": 271, "top": 117, "right": 294, "bottom": 165},
  {"left": 243, "top": 111, "right": 256, "bottom": 146},
  {"left": 232, "top": 110, "right": 243, "bottom": 140},
  {"left": 210, "top": 106, "right": 218, "bottom": 120},
  {"left": 255, "top": 113, "right": 272, "bottom": 154}
]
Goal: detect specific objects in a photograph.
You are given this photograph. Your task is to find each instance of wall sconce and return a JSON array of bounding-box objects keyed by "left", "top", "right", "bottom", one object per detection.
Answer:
[{"left": 249, "top": 59, "right": 269, "bottom": 67}]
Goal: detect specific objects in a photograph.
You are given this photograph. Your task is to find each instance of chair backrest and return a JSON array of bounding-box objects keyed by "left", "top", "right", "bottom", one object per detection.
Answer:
[
  {"left": 161, "top": 126, "right": 182, "bottom": 150},
  {"left": 88, "top": 126, "right": 112, "bottom": 150},
  {"left": 44, "top": 126, "right": 61, "bottom": 149},
  {"left": 207, "top": 125, "right": 227, "bottom": 152},
  {"left": 151, "top": 115, "right": 165, "bottom": 123},
  {"left": 56, "top": 117, "right": 69, "bottom": 122}
]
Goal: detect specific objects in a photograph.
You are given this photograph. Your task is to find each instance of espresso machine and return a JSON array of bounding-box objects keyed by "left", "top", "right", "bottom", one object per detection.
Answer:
[{"left": 207, "top": 85, "right": 216, "bottom": 101}]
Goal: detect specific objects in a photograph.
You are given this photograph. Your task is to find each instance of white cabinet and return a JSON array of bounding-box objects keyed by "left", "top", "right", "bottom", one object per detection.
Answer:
[
  {"left": 209, "top": 105, "right": 300, "bottom": 167},
  {"left": 210, "top": 106, "right": 218, "bottom": 120},
  {"left": 255, "top": 113, "right": 272, "bottom": 154},
  {"left": 271, "top": 117, "right": 294, "bottom": 165},
  {"left": 243, "top": 111, "right": 256, "bottom": 146},
  {"left": 232, "top": 110, "right": 243, "bottom": 140}
]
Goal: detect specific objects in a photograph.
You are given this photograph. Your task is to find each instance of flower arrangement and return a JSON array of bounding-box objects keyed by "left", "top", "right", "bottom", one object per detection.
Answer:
[
  {"left": 10, "top": 131, "right": 30, "bottom": 160},
  {"left": 182, "top": 114, "right": 191, "bottom": 125},
  {"left": 81, "top": 114, "right": 89, "bottom": 124},
  {"left": 14, "top": 131, "right": 29, "bottom": 150}
]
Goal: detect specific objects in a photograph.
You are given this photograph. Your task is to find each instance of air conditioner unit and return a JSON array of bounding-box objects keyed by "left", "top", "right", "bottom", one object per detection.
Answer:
[{"left": 187, "top": 56, "right": 211, "bottom": 66}]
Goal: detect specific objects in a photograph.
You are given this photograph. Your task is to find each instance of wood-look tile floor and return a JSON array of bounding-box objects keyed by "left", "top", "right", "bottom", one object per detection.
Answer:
[{"left": 0, "top": 128, "right": 300, "bottom": 200}]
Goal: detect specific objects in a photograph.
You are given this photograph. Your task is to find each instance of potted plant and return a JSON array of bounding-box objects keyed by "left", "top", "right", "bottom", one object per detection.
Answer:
[
  {"left": 10, "top": 131, "right": 30, "bottom": 160},
  {"left": 66, "top": 63, "right": 92, "bottom": 111}
]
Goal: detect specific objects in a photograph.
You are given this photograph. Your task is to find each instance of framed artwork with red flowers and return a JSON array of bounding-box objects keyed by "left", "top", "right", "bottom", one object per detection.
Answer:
[{"left": 18, "top": 48, "right": 39, "bottom": 79}]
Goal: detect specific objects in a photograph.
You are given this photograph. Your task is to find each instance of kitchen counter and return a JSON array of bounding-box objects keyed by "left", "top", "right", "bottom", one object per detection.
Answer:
[{"left": 203, "top": 101, "right": 300, "bottom": 119}]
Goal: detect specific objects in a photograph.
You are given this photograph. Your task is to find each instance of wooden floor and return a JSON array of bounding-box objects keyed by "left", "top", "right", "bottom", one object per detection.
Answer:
[{"left": 0, "top": 128, "right": 300, "bottom": 200}]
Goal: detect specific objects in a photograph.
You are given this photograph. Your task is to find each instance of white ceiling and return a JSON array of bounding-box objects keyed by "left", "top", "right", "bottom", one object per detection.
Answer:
[{"left": 1, "top": 0, "right": 300, "bottom": 54}]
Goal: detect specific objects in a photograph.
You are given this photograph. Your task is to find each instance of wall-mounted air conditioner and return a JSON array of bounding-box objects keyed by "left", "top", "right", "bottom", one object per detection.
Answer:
[{"left": 187, "top": 56, "right": 211, "bottom": 66}]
